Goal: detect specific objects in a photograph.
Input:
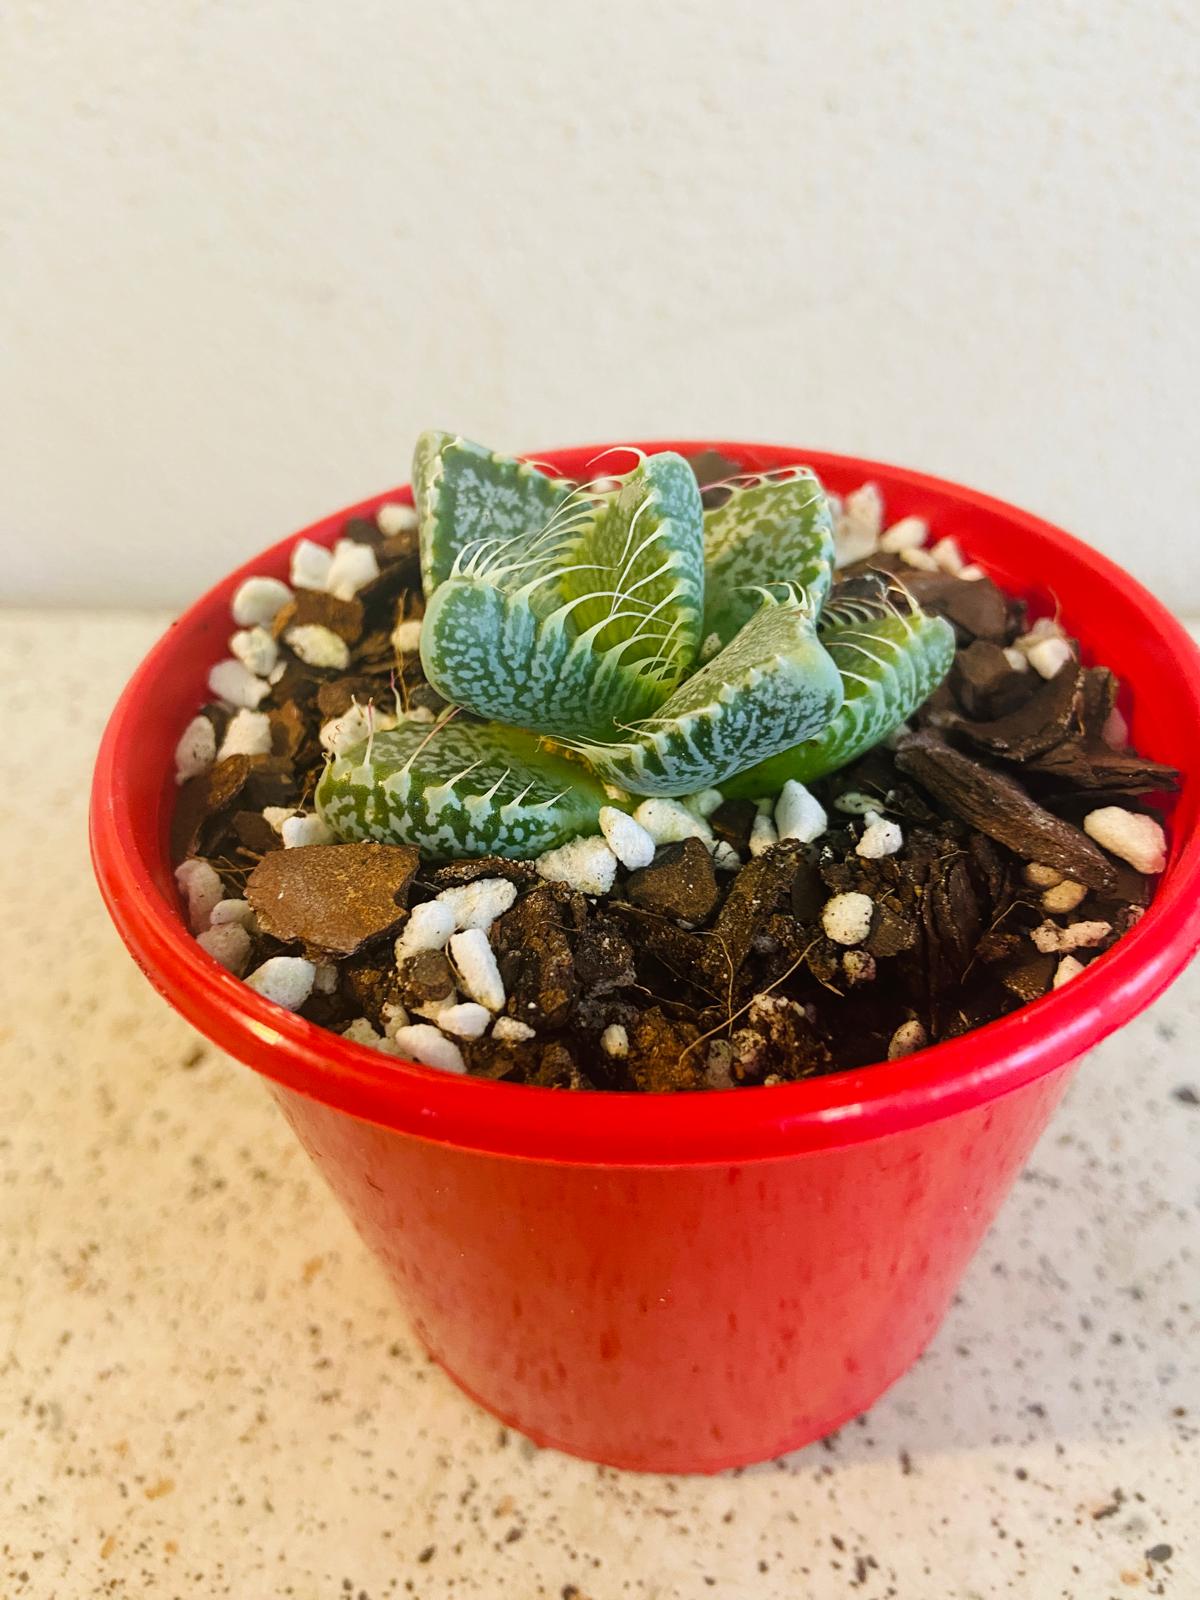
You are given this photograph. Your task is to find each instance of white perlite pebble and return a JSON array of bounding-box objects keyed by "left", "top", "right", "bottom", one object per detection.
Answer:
[
  {"left": 600, "top": 1024, "right": 629, "bottom": 1058},
  {"left": 380, "top": 1001, "right": 411, "bottom": 1036},
  {"left": 492, "top": 1017, "right": 536, "bottom": 1043},
  {"left": 632, "top": 798, "right": 714, "bottom": 846},
  {"left": 1042, "top": 880, "right": 1087, "bottom": 914},
  {"left": 833, "top": 483, "right": 883, "bottom": 568},
  {"left": 395, "top": 900, "right": 457, "bottom": 961},
  {"left": 326, "top": 538, "right": 380, "bottom": 601},
  {"left": 700, "top": 631, "right": 723, "bottom": 662},
  {"left": 173, "top": 714, "right": 216, "bottom": 784},
  {"left": 197, "top": 922, "right": 252, "bottom": 975},
  {"left": 842, "top": 949, "right": 877, "bottom": 985},
  {"left": 435, "top": 877, "right": 518, "bottom": 932},
  {"left": 598, "top": 806, "right": 656, "bottom": 870},
  {"left": 413, "top": 993, "right": 457, "bottom": 1022},
  {"left": 888, "top": 1020, "right": 928, "bottom": 1060},
  {"left": 244, "top": 956, "right": 315, "bottom": 1011},
  {"left": 685, "top": 788, "right": 724, "bottom": 819},
  {"left": 229, "top": 625, "right": 279, "bottom": 678},
  {"left": 821, "top": 892, "right": 874, "bottom": 946},
  {"left": 1031, "top": 920, "right": 1113, "bottom": 954},
  {"left": 1084, "top": 806, "right": 1168, "bottom": 875},
  {"left": 1003, "top": 646, "right": 1030, "bottom": 673},
  {"left": 376, "top": 501, "right": 418, "bottom": 537},
  {"left": 775, "top": 780, "right": 827, "bottom": 844},
  {"left": 856, "top": 810, "right": 903, "bottom": 860},
  {"left": 1102, "top": 706, "right": 1129, "bottom": 750},
  {"left": 448, "top": 928, "right": 506, "bottom": 1012},
  {"left": 217, "top": 708, "right": 273, "bottom": 761},
  {"left": 1023, "top": 861, "right": 1063, "bottom": 889},
  {"left": 834, "top": 790, "right": 882, "bottom": 816},
  {"left": 535, "top": 836, "right": 618, "bottom": 896},
  {"left": 958, "top": 564, "right": 987, "bottom": 581},
  {"left": 175, "top": 858, "right": 224, "bottom": 932},
  {"left": 1026, "top": 636, "right": 1075, "bottom": 680},
  {"left": 712, "top": 841, "right": 742, "bottom": 872},
  {"left": 209, "top": 897, "right": 256, "bottom": 930},
  {"left": 312, "top": 962, "right": 339, "bottom": 995},
  {"left": 879, "top": 514, "right": 929, "bottom": 553},
  {"left": 389, "top": 1023, "right": 465, "bottom": 1074},
  {"left": 280, "top": 813, "right": 335, "bottom": 849},
  {"left": 436, "top": 1002, "right": 492, "bottom": 1039},
  {"left": 231, "top": 575, "right": 292, "bottom": 628},
  {"left": 342, "top": 1017, "right": 383, "bottom": 1047},
  {"left": 290, "top": 538, "right": 334, "bottom": 591},
  {"left": 391, "top": 618, "right": 424, "bottom": 654},
  {"left": 208, "top": 657, "right": 271, "bottom": 709},
  {"left": 899, "top": 547, "right": 939, "bottom": 572},
  {"left": 320, "top": 702, "right": 374, "bottom": 755},
  {"left": 285, "top": 624, "right": 351, "bottom": 671},
  {"left": 262, "top": 805, "right": 297, "bottom": 833},
  {"left": 1016, "top": 617, "right": 1065, "bottom": 651},
  {"left": 1053, "top": 955, "right": 1085, "bottom": 988},
  {"left": 749, "top": 813, "right": 779, "bottom": 857},
  {"left": 929, "top": 536, "right": 965, "bottom": 574}
]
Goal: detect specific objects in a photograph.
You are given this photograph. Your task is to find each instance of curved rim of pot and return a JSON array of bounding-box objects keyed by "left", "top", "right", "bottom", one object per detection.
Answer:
[{"left": 90, "top": 442, "right": 1200, "bottom": 1165}]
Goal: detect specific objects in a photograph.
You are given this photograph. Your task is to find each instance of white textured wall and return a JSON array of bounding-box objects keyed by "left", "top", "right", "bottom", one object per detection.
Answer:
[{"left": 3, "top": 1, "right": 1198, "bottom": 609}]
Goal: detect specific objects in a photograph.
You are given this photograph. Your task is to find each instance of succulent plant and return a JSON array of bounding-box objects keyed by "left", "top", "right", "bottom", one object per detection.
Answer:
[{"left": 316, "top": 434, "right": 955, "bottom": 858}]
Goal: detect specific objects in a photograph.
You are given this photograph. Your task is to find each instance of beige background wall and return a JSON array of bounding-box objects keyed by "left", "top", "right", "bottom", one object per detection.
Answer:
[{"left": 3, "top": 1, "right": 1197, "bottom": 609}]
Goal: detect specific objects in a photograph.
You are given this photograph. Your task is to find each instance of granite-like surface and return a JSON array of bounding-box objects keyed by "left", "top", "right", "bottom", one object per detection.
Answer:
[{"left": 1, "top": 609, "right": 1197, "bottom": 1600}]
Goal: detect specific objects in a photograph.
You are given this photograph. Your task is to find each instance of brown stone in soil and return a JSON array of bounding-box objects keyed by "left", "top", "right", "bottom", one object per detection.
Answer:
[
  {"left": 948, "top": 661, "right": 1081, "bottom": 760},
  {"left": 397, "top": 949, "right": 455, "bottom": 1006},
  {"left": 950, "top": 640, "right": 1037, "bottom": 720},
  {"left": 316, "top": 677, "right": 388, "bottom": 720},
  {"left": 172, "top": 755, "right": 254, "bottom": 859},
  {"left": 426, "top": 856, "right": 540, "bottom": 892},
  {"left": 995, "top": 949, "right": 1056, "bottom": 1004},
  {"left": 492, "top": 885, "right": 582, "bottom": 1030},
  {"left": 896, "top": 569, "right": 1012, "bottom": 643},
  {"left": 709, "top": 797, "right": 757, "bottom": 854},
  {"left": 894, "top": 732, "right": 1117, "bottom": 891},
  {"left": 273, "top": 589, "right": 365, "bottom": 645},
  {"left": 625, "top": 837, "right": 720, "bottom": 924},
  {"left": 529, "top": 1040, "right": 596, "bottom": 1091},
  {"left": 341, "top": 950, "right": 403, "bottom": 1027},
  {"left": 622, "top": 1008, "right": 705, "bottom": 1094},
  {"left": 231, "top": 809, "right": 280, "bottom": 856},
  {"left": 701, "top": 844, "right": 806, "bottom": 988},
  {"left": 1025, "top": 741, "right": 1179, "bottom": 794},
  {"left": 269, "top": 700, "right": 310, "bottom": 761},
  {"left": 246, "top": 841, "right": 420, "bottom": 957},
  {"left": 573, "top": 916, "right": 637, "bottom": 995}
]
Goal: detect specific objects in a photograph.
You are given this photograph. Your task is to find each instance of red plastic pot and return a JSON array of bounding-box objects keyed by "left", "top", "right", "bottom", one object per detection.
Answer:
[{"left": 91, "top": 443, "right": 1200, "bottom": 1473}]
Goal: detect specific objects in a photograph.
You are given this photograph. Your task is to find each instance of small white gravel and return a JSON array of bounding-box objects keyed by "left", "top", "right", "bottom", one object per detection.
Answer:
[
  {"left": 1041, "top": 880, "right": 1087, "bottom": 914},
  {"left": 775, "top": 780, "right": 827, "bottom": 844},
  {"left": 598, "top": 806, "right": 656, "bottom": 870},
  {"left": 1026, "top": 636, "right": 1075, "bottom": 679},
  {"left": 217, "top": 708, "right": 273, "bottom": 761},
  {"left": 244, "top": 956, "right": 316, "bottom": 1011},
  {"left": 1023, "top": 862, "right": 1064, "bottom": 889},
  {"left": 856, "top": 810, "right": 904, "bottom": 859},
  {"left": 929, "top": 536, "right": 965, "bottom": 574},
  {"left": 535, "top": 836, "right": 618, "bottom": 896},
  {"left": 879, "top": 514, "right": 928, "bottom": 553},
  {"left": 821, "top": 892, "right": 874, "bottom": 946},
  {"left": 389, "top": 1023, "right": 465, "bottom": 1074},
  {"left": 342, "top": 1017, "right": 384, "bottom": 1047},
  {"left": 842, "top": 949, "right": 877, "bottom": 985},
  {"left": 435, "top": 877, "right": 518, "bottom": 932},
  {"left": 958, "top": 564, "right": 987, "bottom": 581},
  {"left": 633, "top": 798, "right": 714, "bottom": 846},
  {"left": 448, "top": 928, "right": 506, "bottom": 1012},
  {"left": 209, "top": 897, "right": 256, "bottom": 930},
  {"left": 834, "top": 790, "right": 882, "bottom": 816},
  {"left": 1053, "top": 955, "right": 1086, "bottom": 988},
  {"left": 208, "top": 657, "right": 271, "bottom": 709},
  {"left": 1003, "top": 647, "right": 1031, "bottom": 673},
  {"left": 326, "top": 538, "right": 380, "bottom": 601},
  {"left": 262, "top": 805, "right": 297, "bottom": 834},
  {"left": 712, "top": 841, "right": 742, "bottom": 872},
  {"left": 1015, "top": 617, "right": 1066, "bottom": 652},
  {"left": 600, "top": 1024, "right": 629, "bottom": 1058},
  {"left": 319, "top": 702, "right": 375, "bottom": 755},
  {"left": 312, "top": 962, "right": 339, "bottom": 995},
  {"left": 175, "top": 858, "right": 223, "bottom": 932},
  {"left": 888, "top": 1020, "right": 928, "bottom": 1060},
  {"left": 231, "top": 575, "right": 292, "bottom": 628},
  {"left": 749, "top": 813, "right": 779, "bottom": 857},
  {"left": 196, "top": 922, "right": 252, "bottom": 975},
  {"left": 229, "top": 626, "right": 279, "bottom": 678},
  {"left": 391, "top": 618, "right": 424, "bottom": 654},
  {"left": 285, "top": 624, "right": 351, "bottom": 671},
  {"left": 280, "top": 813, "right": 335, "bottom": 849},
  {"left": 290, "top": 538, "right": 334, "bottom": 591},
  {"left": 380, "top": 1001, "right": 411, "bottom": 1036},
  {"left": 395, "top": 900, "right": 457, "bottom": 960},
  {"left": 1084, "top": 806, "right": 1168, "bottom": 874},
  {"left": 685, "top": 789, "right": 724, "bottom": 819},
  {"left": 492, "top": 1018, "right": 536, "bottom": 1043},
  {"left": 1031, "top": 920, "right": 1113, "bottom": 954},
  {"left": 413, "top": 993, "right": 457, "bottom": 1022},
  {"left": 436, "top": 1002, "right": 492, "bottom": 1039},
  {"left": 376, "top": 502, "right": 418, "bottom": 537},
  {"left": 833, "top": 483, "right": 883, "bottom": 568},
  {"left": 173, "top": 715, "right": 216, "bottom": 784},
  {"left": 1102, "top": 706, "right": 1129, "bottom": 749},
  {"left": 899, "top": 547, "right": 939, "bottom": 572}
]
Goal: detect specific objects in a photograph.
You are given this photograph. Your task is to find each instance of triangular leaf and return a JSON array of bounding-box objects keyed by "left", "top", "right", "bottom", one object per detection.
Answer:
[
  {"left": 576, "top": 593, "right": 844, "bottom": 795},
  {"left": 721, "top": 604, "right": 955, "bottom": 797},
  {"left": 315, "top": 717, "right": 610, "bottom": 859},
  {"left": 701, "top": 469, "right": 834, "bottom": 650}
]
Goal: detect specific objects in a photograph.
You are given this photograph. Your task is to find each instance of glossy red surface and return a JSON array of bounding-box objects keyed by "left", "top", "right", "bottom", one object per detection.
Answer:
[{"left": 91, "top": 443, "right": 1200, "bottom": 1470}]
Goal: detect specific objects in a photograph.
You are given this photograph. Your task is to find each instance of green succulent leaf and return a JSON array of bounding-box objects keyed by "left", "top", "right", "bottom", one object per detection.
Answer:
[
  {"left": 315, "top": 717, "right": 610, "bottom": 859},
  {"left": 412, "top": 430, "right": 576, "bottom": 598},
  {"left": 721, "top": 602, "right": 956, "bottom": 797},
  {"left": 418, "top": 450, "right": 704, "bottom": 741},
  {"left": 701, "top": 469, "right": 835, "bottom": 650},
  {"left": 576, "top": 592, "right": 844, "bottom": 796}
]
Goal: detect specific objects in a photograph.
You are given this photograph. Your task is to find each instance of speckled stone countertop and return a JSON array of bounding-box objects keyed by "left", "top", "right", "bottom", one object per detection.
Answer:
[{"left": 2, "top": 610, "right": 1197, "bottom": 1600}]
